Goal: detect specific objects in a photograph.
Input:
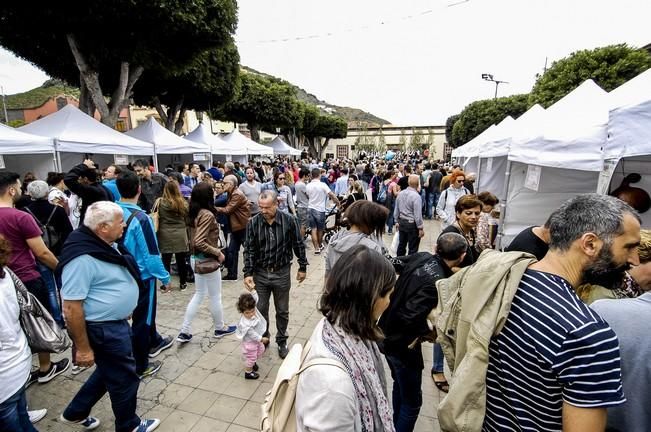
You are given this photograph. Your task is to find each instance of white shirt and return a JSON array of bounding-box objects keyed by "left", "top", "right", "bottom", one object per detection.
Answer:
[
  {"left": 0, "top": 270, "right": 32, "bottom": 404},
  {"left": 334, "top": 175, "right": 349, "bottom": 196},
  {"left": 306, "top": 180, "right": 332, "bottom": 212}
]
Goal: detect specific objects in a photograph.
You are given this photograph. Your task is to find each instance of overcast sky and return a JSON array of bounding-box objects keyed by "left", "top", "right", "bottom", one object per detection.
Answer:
[{"left": 2, "top": 0, "right": 650, "bottom": 126}]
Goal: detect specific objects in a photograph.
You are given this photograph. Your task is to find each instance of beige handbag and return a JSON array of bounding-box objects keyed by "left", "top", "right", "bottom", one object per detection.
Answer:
[{"left": 150, "top": 198, "right": 161, "bottom": 232}]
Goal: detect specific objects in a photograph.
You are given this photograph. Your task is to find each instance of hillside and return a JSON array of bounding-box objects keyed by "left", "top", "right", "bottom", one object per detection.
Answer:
[
  {"left": 5, "top": 79, "right": 80, "bottom": 109},
  {"left": 241, "top": 66, "right": 390, "bottom": 127}
]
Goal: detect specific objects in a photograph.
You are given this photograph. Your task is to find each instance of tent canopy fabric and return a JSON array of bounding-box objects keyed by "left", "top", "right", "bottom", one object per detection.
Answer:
[
  {"left": 0, "top": 123, "right": 54, "bottom": 154},
  {"left": 20, "top": 104, "right": 154, "bottom": 155},
  {"left": 482, "top": 105, "right": 545, "bottom": 158},
  {"left": 125, "top": 117, "right": 209, "bottom": 154},
  {"left": 223, "top": 129, "right": 273, "bottom": 156},
  {"left": 508, "top": 79, "right": 608, "bottom": 172},
  {"left": 186, "top": 123, "right": 246, "bottom": 156},
  {"left": 268, "top": 136, "right": 301, "bottom": 156},
  {"left": 606, "top": 68, "right": 651, "bottom": 160},
  {"left": 451, "top": 124, "right": 498, "bottom": 158}
]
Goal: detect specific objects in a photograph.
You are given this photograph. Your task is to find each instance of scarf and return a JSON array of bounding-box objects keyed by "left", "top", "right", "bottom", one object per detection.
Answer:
[
  {"left": 55, "top": 225, "right": 143, "bottom": 291},
  {"left": 321, "top": 319, "right": 395, "bottom": 432}
]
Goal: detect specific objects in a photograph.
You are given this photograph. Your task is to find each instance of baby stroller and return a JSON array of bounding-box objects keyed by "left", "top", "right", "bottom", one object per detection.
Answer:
[{"left": 302, "top": 205, "right": 345, "bottom": 244}]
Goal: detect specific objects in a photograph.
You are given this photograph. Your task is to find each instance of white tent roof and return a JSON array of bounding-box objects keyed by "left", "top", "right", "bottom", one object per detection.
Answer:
[
  {"left": 223, "top": 129, "right": 274, "bottom": 156},
  {"left": 20, "top": 104, "right": 154, "bottom": 155},
  {"left": 185, "top": 123, "right": 247, "bottom": 155},
  {"left": 125, "top": 117, "right": 209, "bottom": 154},
  {"left": 606, "top": 68, "right": 651, "bottom": 160},
  {"left": 268, "top": 136, "right": 301, "bottom": 155},
  {"left": 482, "top": 105, "right": 546, "bottom": 158},
  {"left": 508, "top": 79, "right": 609, "bottom": 171},
  {"left": 451, "top": 124, "right": 498, "bottom": 158},
  {"left": 0, "top": 123, "right": 54, "bottom": 154}
]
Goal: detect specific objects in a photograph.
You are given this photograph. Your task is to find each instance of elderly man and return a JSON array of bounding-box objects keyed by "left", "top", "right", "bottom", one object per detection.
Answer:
[
  {"left": 243, "top": 191, "right": 308, "bottom": 359},
  {"left": 474, "top": 195, "right": 639, "bottom": 431},
  {"left": 132, "top": 159, "right": 167, "bottom": 213},
  {"left": 394, "top": 174, "right": 425, "bottom": 256},
  {"left": 57, "top": 201, "right": 159, "bottom": 432},
  {"left": 216, "top": 174, "right": 251, "bottom": 280}
]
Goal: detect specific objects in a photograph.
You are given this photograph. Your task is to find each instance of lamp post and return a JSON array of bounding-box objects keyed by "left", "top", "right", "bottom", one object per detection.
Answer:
[
  {"left": 0, "top": 86, "right": 8, "bottom": 124},
  {"left": 481, "top": 73, "right": 508, "bottom": 99}
]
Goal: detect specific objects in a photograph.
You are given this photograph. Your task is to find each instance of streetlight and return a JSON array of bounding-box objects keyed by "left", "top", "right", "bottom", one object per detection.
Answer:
[
  {"left": 481, "top": 73, "right": 508, "bottom": 99},
  {"left": 0, "top": 86, "right": 8, "bottom": 124}
]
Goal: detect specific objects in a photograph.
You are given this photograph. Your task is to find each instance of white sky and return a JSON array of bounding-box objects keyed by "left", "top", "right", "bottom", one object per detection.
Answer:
[{"left": 2, "top": 0, "right": 650, "bottom": 126}]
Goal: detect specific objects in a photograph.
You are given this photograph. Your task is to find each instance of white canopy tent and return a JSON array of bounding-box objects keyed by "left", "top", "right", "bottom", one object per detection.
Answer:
[
  {"left": 499, "top": 80, "right": 610, "bottom": 247},
  {"left": 126, "top": 117, "right": 211, "bottom": 171},
  {"left": 186, "top": 123, "right": 246, "bottom": 163},
  {"left": 223, "top": 129, "right": 274, "bottom": 157},
  {"left": 20, "top": 104, "right": 154, "bottom": 171},
  {"left": 268, "top": 136, "right": 301, "bottom": 156},
  {"left": 0, "top": 123, "right": 57, "bottom": 178},
  {"left": 451, "top": 124, "right": 498, "bottom": 173},
  {"left": 476, "top": 105, "right": 546, "bottom": 200}
]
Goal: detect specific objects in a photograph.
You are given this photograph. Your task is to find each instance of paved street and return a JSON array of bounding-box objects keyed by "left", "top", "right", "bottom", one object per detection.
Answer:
[{"left": 27, "top": 220, "right": 444, "bottom": 432}]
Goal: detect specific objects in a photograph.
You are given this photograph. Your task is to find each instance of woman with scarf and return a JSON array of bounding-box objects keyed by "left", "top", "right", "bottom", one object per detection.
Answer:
[{"left": 296, "top": 245, "right": 396, "bottom": 431}]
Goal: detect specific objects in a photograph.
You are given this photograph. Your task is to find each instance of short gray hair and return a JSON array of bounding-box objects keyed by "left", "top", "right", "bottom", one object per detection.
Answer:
[
  {"left": 548, "top": 194, "right": 640, "bottom": 251},
  {"left": 436, "top": 232, "right": 468, "bottom": 261},
  {"left": 259, "top": 190, "right": 278, "bottom": 202},
  {"left": 27, "top": 180, "right": 49, "bottom": 200},
  {"left": 84, "top": 201, "right": 123, "bottom": 231},
  {"left": 223, "top": 174, "right": 238, "bottom": 187},
  {"left": 225, "top": 162, "right": 235, "bottom": 170}
]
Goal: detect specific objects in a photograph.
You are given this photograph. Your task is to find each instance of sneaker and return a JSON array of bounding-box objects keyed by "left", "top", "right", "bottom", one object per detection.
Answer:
[
  {"left": 38, "top": 358, "right": 70, "bottom": 383},
  {"left": 59, "top": 414, "right": 101, "bottom": 430},
  {"left": 71, "top": 365, "right": 90, "bottom": 375},
  {"left": 29, "top": 408, "right": 47, "bottom": 424},
  {"left": 149, "top": 336, "right": 174, "bottom": 358},
  {"left": 278, "top": 344, "right": 289, "bottom": 359},
  {"left": 176, "top": 332, "right": 192, "bottom": 343},
  {"left": 132, "top": 418, "right": 160, "bottom": 432},
  {"left": 179, "top": 283, "right": 187, "bottom": 291},
  {"left": 244, "top": 371, "right": 259, "bottom": 380},
  {"left": 213, "top": 325, "right": 237, "bottom": 339},
  {"left": 25, "top": 369, "right": 39, "bottom": 388},
  {"left": 138, "top": 361, "right": 162, "bottom": 380},
  {"left": 252, "top": 362, "right": 259, "bottom": 372}
]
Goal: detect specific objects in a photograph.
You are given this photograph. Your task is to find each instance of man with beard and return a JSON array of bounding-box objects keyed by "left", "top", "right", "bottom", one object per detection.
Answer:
[{"left": 481, "top": 194, "right": 640, "bottom": 431}]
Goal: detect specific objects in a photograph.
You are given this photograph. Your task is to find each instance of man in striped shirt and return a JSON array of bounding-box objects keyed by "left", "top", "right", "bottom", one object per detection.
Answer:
[
  {"left": 243, "top": 190, "right": 308, "bottom": 359},
  {"left": 484, "top": 194, "right": 640, "bottom": 431}
]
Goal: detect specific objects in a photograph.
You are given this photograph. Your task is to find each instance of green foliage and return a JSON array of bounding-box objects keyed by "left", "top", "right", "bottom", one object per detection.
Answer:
[
  {"left": 529, "top": 44, "right": 651, "bottom": 107},
  {"left": 445, "top": 114, "right": 460, "bottom": 145},
  {"left": 449, "top": 94, "right": 529, "bottom": 148},
  {"left": 376, "top": 129, "right": 387, "bottom": 154},
  {"left": 398, "top": 130, "right": 407, "bottom": 149},
  {"left": 7, "top": 119, "right": 25, "bottom": 128},
  {"left": 353, "top": 123, "right": 376, "bottom": 154},
  {"left": 5, "top": 84, "right": 80, "bottom": 110},
  {"left": 409, "top": 129, "right": 424, "bottom": 151}
]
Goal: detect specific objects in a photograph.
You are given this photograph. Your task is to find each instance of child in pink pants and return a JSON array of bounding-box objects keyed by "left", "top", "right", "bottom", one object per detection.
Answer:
[{"left": 235, "top": 290, "right": 268, "bottom": 379}]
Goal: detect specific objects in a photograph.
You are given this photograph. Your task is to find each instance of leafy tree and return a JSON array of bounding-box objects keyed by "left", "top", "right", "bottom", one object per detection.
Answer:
[
  {"left": 134, "top": 42, "right": 240, "bottom": 134},
  {"left": 0, "top": 1, "right": 237, "bottom": 127},
  {"left": 304, "top": 113, "right": 347, "bottom": 159},
  {"left": 376, "top": 129, "right": 387, "bottom": 154},
  {"left": 449, "top": 94, "right": 529, "bottom": 148},
  {"left": 398, "top": 130, "right": 407, "bottom": 150},
  {"left": 353, "top": 122, "right": 376, "bottom": 155},
  {"left": 529, "top": 44, "right": 651, "bottom": 107},
  {"left": 445, "top": 114, "right": 460, "bottom": 145},
  {"left": 409, "top": 129, "right": 424, "bottom": 151}
]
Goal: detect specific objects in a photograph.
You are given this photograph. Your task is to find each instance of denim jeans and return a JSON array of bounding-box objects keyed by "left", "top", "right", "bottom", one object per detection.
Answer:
[
  {"left": 180, "top": 264, "right": 224, "bottom": 334},
  {"left": 63, "top": 320, "right": 140, "bottom": 432},
  {"left": 0, "top": 386, "right": 36, "bottom": 432},
  {"left": 132, "top": 278, "right": 162, "bottom": 375},
  {"left": 254, "top": 266, "right": 291, "bottom": 345},
  {"left": 428, "top": 191, "right": 440, "bottom": 219},
  {"left": 387, "top": 355, "right": 423, "bottom": 432},
  {"left": 37, "top": 262, "right": 63, "bottom": 326},
  {"left": 432, "top": 343, "right": 444, "bottom": 373},
  {"left": 226, "top": 229, "right": 246, "bottom": 277},
  {"left": 386, "top": 200, "right": 396, "bottom": 233}
]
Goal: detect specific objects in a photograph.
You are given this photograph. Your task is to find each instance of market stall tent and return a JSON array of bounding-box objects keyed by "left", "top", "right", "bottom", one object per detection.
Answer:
[
  {"left": 186, "top": 123, "right": 246, "bottom": 162},
  {"left": 223, "top": 129, "right": 274, "bottom": 156},
  {"left": 268, "top": 136, "right": 301, "bottom": 156},
  {"left": 126, "top": 117, "right": 211, "bottom": 170},
  {"left": 20, "top": 104, "right": 154, "bottom": 171},
  {"left": 0, "top": 123, "right": 56, "bottom": 178}
]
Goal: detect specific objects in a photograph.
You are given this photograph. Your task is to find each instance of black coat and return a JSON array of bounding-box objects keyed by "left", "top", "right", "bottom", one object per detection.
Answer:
[{"left": 379, "top": 252, "right": 452, "bottom": 369}]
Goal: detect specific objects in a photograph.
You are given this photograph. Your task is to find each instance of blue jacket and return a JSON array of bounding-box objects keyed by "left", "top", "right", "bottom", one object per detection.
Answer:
[
  {"left": 117, "top": 201, "right": 170, "bottom": 285},
  {"left": 103, "top": 179, "right": 121, "bottom": 201}
]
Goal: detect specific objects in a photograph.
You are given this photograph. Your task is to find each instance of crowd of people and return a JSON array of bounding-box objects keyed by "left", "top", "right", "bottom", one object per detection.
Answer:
[{"left": 0, "top": 150, "right": 648, "bottom": 432}]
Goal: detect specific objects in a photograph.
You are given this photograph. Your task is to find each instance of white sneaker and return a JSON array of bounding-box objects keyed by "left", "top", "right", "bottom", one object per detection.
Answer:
[
  {"left": 71, "top": 365, "right": 90, "bottom": 375},
  {"left": 29, "top": 408, "right": 47, "bottom": 424}
]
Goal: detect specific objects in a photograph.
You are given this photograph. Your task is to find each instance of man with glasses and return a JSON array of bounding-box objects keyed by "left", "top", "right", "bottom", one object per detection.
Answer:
[{"left": 132, "top": 159, "right": 167, "bottom": 214}]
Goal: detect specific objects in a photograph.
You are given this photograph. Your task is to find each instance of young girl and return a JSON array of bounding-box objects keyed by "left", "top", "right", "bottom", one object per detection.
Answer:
[{"left": 235, "top": 291, "right": 268, "bottom": 379}]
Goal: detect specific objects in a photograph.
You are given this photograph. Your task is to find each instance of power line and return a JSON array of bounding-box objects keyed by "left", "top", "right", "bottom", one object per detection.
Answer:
[{"left": 236, "top": 1, "right": 469, "bottom": 45}]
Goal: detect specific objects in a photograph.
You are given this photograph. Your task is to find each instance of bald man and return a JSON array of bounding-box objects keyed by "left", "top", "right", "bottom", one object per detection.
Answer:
[{"left": 394, "top": 174, "right": 425, "bottom": 255}]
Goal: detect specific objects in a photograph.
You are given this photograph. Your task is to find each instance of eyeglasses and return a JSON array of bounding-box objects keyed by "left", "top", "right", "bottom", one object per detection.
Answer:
[
  {"left": 278, "top": 177, "right": 286, "bottom": 180},
  {"left": 456, "top": 180, "right": 465, "bottom": 184}
]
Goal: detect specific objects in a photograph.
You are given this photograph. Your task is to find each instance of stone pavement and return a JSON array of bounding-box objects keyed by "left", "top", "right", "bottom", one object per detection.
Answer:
[{"left": 27, "top": 219, "right": 444, "bottom": 431}]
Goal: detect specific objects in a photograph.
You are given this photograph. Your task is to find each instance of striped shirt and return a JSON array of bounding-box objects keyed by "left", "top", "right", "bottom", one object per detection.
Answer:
[
  {"left": 483, "top": 269, "right": 625, "bottom": 431},
  {"left": 243, "top": 210, "right": 308, "bottom": 277}
]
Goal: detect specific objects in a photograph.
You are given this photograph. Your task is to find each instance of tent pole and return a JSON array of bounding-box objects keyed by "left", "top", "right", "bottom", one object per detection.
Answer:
[
  {"left": 476, "top": 157, "right": 482, "bottom": 192},
  {"left": 54, "top": 138, "right": 62, "bottom": 172},
  {"left": 496, "top": 160, "right": 512, "bottom": 250},
  {"left": 152, "top": 142, "right": 159, "bottom": 172}
]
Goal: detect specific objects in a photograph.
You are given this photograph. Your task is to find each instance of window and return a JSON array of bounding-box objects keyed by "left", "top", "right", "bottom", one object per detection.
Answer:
[
  {"left": 336, "top": 145, "right": 348, "bottom": 159},
  {"left": 56, "top": 97, "right": 68, "bottom": 111},
  {"left": 115, "top": 119, "right": 127, "bottom": 132}
]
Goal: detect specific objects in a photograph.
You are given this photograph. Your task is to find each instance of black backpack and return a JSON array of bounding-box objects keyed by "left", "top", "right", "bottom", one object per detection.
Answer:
[{"left": 25, "top": 206, "right": 60, "bottom": 250}]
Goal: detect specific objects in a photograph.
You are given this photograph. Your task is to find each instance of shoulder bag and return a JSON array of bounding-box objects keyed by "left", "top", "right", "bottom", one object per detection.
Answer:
[{"left": 150, "top": 198, "right": 161, "bottom": 232}]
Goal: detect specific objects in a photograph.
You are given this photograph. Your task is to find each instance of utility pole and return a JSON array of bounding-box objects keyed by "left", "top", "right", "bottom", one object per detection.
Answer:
[
  {"left": 1, "top": 86, "right": 8, "bottom": 124},
  {"left": 481, "top": 73, "right": 509, "bottom": 99}
]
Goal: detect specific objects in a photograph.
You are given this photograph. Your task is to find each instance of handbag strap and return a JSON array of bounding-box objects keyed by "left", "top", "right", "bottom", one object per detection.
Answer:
[
  {"left": 151, "top": 198, "right": 161, "bottom": 213},
  {"left": 6, "top": 268, "right": 29, "bottom": 310}
]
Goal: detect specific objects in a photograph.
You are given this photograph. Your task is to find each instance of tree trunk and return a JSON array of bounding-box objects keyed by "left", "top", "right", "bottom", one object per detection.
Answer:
[
  {"left": 321, "top": 138, "right": 330, "bottom": 159},
  {"left": 249, "top": 124, "right": 260, "bottom": 142},
  {"left": 153, "top": 97, "right": 169, "bottom": 124},
  {"left": 67, "top": 33, "right": 143, "bottom": 128},
  {"left": 78, "top": 77, "right": 96, "bottom": 116},
  {"left": 174, "top": 105, "right": 186, "bottom": 135}
]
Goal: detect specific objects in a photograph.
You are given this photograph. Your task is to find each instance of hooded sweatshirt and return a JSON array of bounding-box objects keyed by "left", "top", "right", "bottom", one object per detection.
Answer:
[{"left": 324, "top": 230, "right": 385, "bottom": 277}]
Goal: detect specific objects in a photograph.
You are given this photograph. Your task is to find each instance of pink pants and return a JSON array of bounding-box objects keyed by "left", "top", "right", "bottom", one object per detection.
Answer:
[{"left": 241, "top": 340, "right": 265, "bottom": 368}]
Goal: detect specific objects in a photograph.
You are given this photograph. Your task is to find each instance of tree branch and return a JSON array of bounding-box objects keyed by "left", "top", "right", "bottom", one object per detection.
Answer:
[
  {"left": 66, "top": 33, "right": 108, "bottom": 119},
  {"left": 174, "top": 104, "right": 187, "bottom": 135},
  {"left": 153, "top": 97, "right": 168, "bottom": 124}
]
